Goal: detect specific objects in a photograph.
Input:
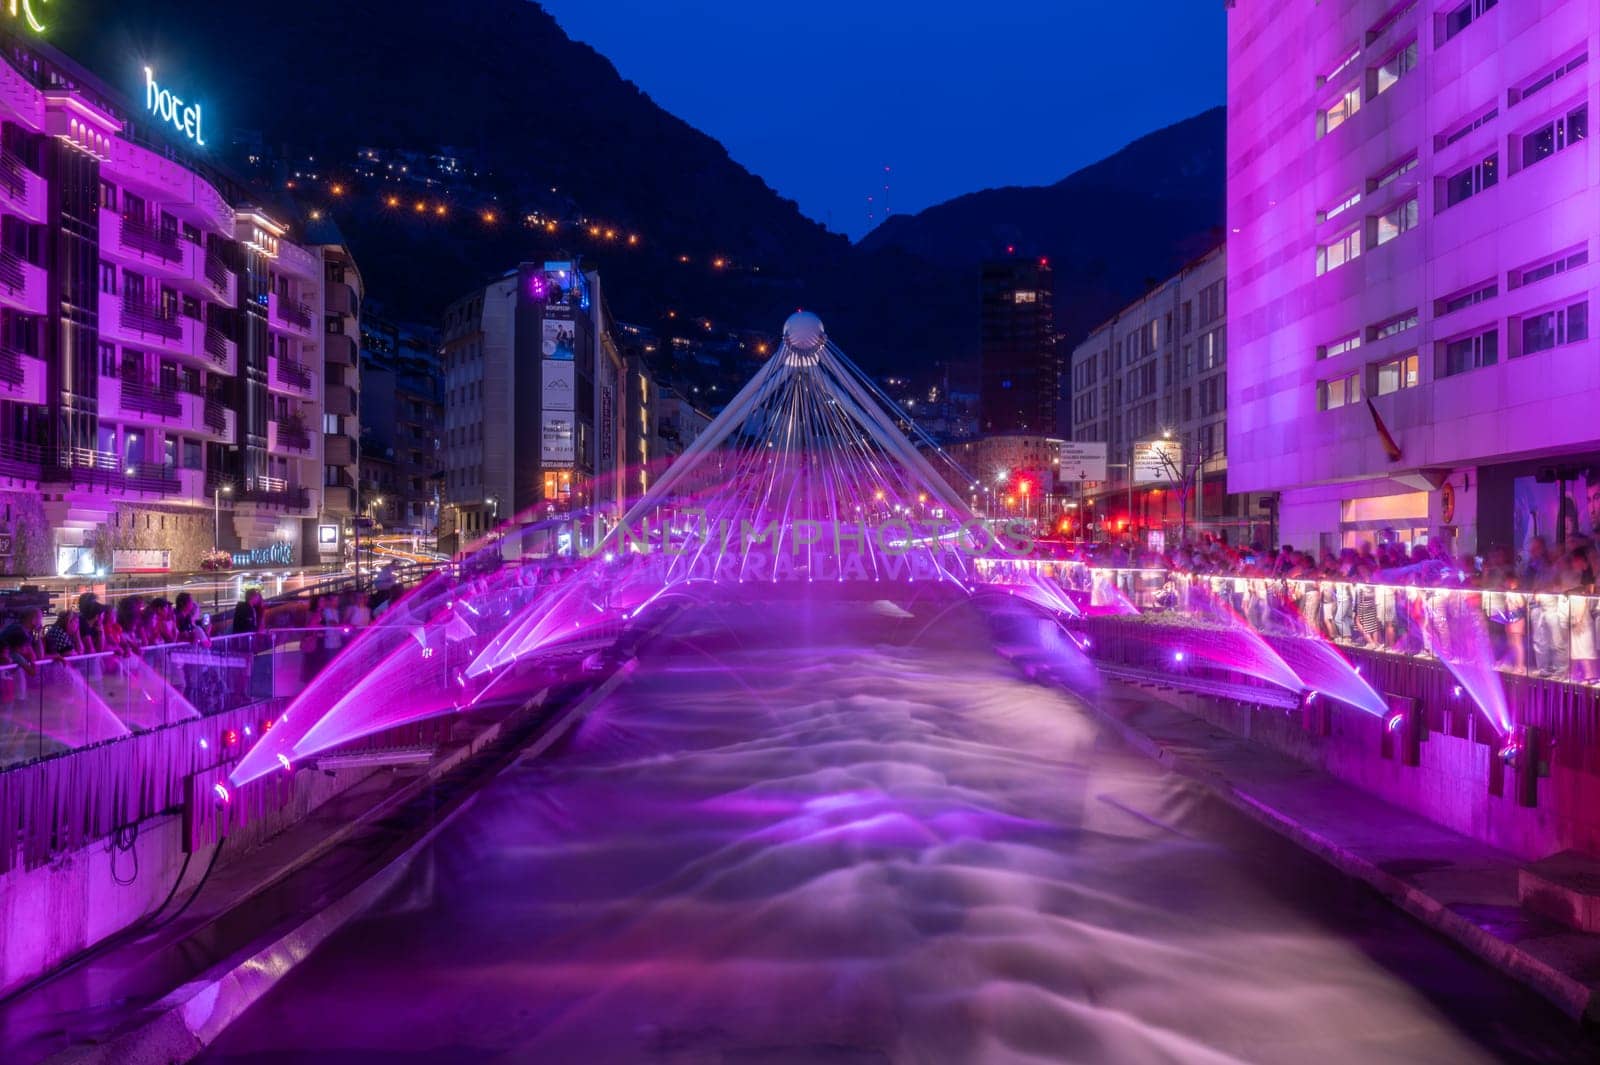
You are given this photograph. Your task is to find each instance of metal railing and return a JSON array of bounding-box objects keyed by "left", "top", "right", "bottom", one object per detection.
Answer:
[
  {"left": 204, "top": 251, "right": 230, "bottom": 294},
  {"left": 273, "top": 419, "right": 312, "bottom": 451},
  {"left": 993, "top": 560, "right": 1600, "bottom": 690},
  {"left": 118, "top": 214, "right": 183, "bottom": 262},
  {"left": 274, "top": 357, "right": 312, "bottom": 390},
  {"left": 120, "top": 296, "right": 183, "bottom": 340},
  {"left": 0, "top": 344, "right": 23, "bottom": 387},
  {"left": 274, "top": 296, "right": 312, "bottom": 330},
  {"left": 118, "top": 377, "right": 182, "bottom": 417},
  {"left": 0, "top": 149, "right": 27, "bottom": 200},
  {"left": 204, "top": 325, "right": 229, "bottom": 364},
  {"left": 237, "top": 483, "right": 311, "bottom": 509},
  {"left": 204, "top": 396, "right": 228, "bottom": 434},
  {"left": 0, "top": 248, "right": 26, "bottom": 292},
  {"left": 0, "top": 630, "right": 319, "bottom": 771}
]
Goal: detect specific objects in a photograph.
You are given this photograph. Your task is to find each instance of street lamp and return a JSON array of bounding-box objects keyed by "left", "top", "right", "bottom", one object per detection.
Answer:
[{"left": 213, "top": 482, "right": 232, "bottom": 548}]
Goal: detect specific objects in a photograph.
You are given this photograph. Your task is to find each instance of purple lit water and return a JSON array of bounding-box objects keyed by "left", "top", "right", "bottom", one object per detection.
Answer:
[{"left": 199, "top": 599, "right": 1585, "bottom": 1063}]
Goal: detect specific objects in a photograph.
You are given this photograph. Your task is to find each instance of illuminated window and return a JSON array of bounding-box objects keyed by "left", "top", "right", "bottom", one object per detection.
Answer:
[
  {"left": 1370, "top": 154, "right": 1418, "bottom": 192},
  {"left": 1012, "top": 290, "right": 1038, "bottom": 304},
  {"left": 1369, "top": 310, "right": 1419, "bottom": 341},
  {"left": 1372, "top": 197, "right": 1418, "bottom": 246},
  {"left": 1317, "top": 333, "right": 1362, "bottom": 360},
  {"left": 1317, "top": 370, "right": 1363, "bottom": 410},
  {"left": 1319, "top": 85, "right": 1363, "bottom": 137},
  {"left": 1371, "top": 40, "right": 1418, "bottom": 96},
  {"left": 1319, "top": 189, "right": 1362, "bottom": 223},
  {"left": 1321, "top": 47, "right": 1360, "bottom": 86},
  {"left": 1372, "top": 353, "right": 1420, "bottom": 395},
  {"left": 1317, "top": 227, "right": 1362, "bottom": 275}
]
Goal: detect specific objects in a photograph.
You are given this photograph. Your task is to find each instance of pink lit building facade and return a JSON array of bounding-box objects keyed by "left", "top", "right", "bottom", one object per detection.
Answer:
[
  {"left": 0, "top": 31, "right": 345, "bottom": 576},
  {"left": 1227, "top": 0, "right": 1598, "bottom": 556}
]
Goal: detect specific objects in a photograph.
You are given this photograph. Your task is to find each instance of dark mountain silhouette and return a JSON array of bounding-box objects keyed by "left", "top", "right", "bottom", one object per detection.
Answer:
[
  {"left": 46, "top": 2, "right": 1223, "bottom": 378},
  {"left": 852, "top": 108, "right": 1227, "bottom": 370}
]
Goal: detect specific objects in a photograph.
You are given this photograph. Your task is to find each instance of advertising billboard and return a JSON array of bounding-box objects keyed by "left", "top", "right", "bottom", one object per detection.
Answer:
[
  {"left": 541, "top": 319, "right": 576, "bottom": 361},
  {"left": 542, "top": 359, "right": 575, "bottom": 411},
  {"left": 540, "top": 412, "right": 575, "bottom": 464}
]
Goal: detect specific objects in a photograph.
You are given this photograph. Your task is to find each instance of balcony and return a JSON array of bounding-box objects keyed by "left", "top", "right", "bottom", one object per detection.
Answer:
[
  {"left": 98, "top": 210, "right": 213, "bottom": 296},
  {"left": 0, "top": 150, "right": 46, "bottom": 223},
  {"left": 323, "top": 330, "right": 357, "bottom": 367},
  {"left": 324, "top": 433, "right": 356, "bottom": 466},
  {"left": 269, "top": 292, "right": 314, "bottom": 337},
  {"left": 325, "top": 279, "right": 358, "bottom": 317},
  {"left": 236, "top": 479, "right": 311, "bottom": 511},
  {"left": 0, "top": 345, "right": 46, "bottom": 404},
  {"left": 268, "top": 355, "right": 316, "bottom": 396},
  {"left": 99, "top": 293, "right": 235, "bottom": 371},
  {"left": 204, "top": 251, "right": 237, "bottom": 305},
  {"left": 0, "top": 249, "right": 48, "bottom": 315},
  {"left": 99, "top": 376, "right": 238, "bottom": 440},
  {"left": 324, "top": 382, "right": 356, "bottom": 417},
  {"left": 0, "top": 437, "right": 45, "bottom": 483},
  {"left": 268, "top": 418, "right": 314, "bottom": 455},
  {"left": 55, "top": 448, "right": 182, "bottom": 495},
  {"left": 322, "top": 482, "right": 355, "bottom": 516}
]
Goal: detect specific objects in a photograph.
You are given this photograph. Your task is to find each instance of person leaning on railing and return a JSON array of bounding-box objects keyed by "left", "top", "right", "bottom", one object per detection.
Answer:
[
  {"left": 174, "top": 592, "right": 211, "bottom": 650},
  {"left": 43, "top": 609, "right": 84, "bottom": 659}
]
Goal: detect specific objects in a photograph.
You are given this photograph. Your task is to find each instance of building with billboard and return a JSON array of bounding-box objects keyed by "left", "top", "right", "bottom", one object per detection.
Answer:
[
  {"left": 1069, "top": 244, "right": 1272, "bottom": 543},
  {"left": 439, "top": 262, "right": 624, "bottom": 555},
  {"left": 1228, "top": 0, "right": 1597, "bottom": 555},
  {"left": 0, "top": 26, "right": 347, "bottom": 577}
]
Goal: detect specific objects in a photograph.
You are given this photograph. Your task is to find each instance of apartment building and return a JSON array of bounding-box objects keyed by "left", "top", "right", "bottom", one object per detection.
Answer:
[
  {"left": 439, "top": 262, "right": 624, "bottom": 556},
  {"left": 0, "top": 30, "right": 342, "bottom": 576},
  {"left": 1228, "top": 0, "right": 1597, "bottom": 555},
  {"left": 1070, "top": 245, "right": 1272, "bottom": 542}
]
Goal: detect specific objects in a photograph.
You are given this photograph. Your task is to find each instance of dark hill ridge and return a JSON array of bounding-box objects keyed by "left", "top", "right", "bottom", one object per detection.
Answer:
[{"left": 46, "top": 2, "right": 1223, "bottom": 377}]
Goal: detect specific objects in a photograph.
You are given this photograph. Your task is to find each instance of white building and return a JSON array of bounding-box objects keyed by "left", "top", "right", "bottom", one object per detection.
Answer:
[
  {"left": 1228, "top": 0, "right": 1598, "bottom": 556},
  {"left": 1069, "top": 245, "right": 1271, "bottom": 543}
]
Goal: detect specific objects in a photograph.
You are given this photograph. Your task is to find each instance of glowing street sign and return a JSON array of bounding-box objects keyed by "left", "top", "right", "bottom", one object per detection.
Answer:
[
  {"left": 6, "top": 1, "right": 47, "bottom": 33},
  {"left": 144, "top": 67, "right": 207, "bottom": 147}
]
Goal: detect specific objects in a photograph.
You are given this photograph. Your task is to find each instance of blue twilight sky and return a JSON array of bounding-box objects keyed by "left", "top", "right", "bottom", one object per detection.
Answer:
[{"left": 539, "top": 0, "right": 1226, "bottom": 240}]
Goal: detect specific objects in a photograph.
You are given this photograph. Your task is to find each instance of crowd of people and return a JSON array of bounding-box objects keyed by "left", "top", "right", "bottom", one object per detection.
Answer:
[
  {"left": 1059, "top": 531, "right": 1600, "bottom": 681},
  {"left": 0, "top": 564, "right": 419, "bottom": 683}
]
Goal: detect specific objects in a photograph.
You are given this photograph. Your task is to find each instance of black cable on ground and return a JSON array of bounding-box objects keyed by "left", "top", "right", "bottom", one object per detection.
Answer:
[{"left": 107, "top": 823, "right": 140, "bottom": 887}]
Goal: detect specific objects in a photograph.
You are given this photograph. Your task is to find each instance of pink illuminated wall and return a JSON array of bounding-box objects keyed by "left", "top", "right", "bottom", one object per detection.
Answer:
[{"left": 1227, "top": 0, "right": 1600, "bottom": 552}]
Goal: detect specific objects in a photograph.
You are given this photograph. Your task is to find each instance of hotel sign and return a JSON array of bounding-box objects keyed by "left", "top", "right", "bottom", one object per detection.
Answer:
[
  {"left": 144, "top": 67, "right": 207, "bottom": 148},
  {"left": 5, "top": 1, "right": 47, "bottom": 33},
  {"left": 232, "top": 542, "right": 294, "bottom": 568}
]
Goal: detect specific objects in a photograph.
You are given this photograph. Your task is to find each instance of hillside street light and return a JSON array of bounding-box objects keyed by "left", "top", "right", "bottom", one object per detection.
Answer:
[{"left": 213, "top": 482, "right": 232, "bottom": 549}]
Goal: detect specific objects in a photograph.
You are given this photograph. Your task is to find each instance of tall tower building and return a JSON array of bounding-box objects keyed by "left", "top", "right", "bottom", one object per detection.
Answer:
[{"left": 979, "top": 258, "right": 1058, "bottom": 435}]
